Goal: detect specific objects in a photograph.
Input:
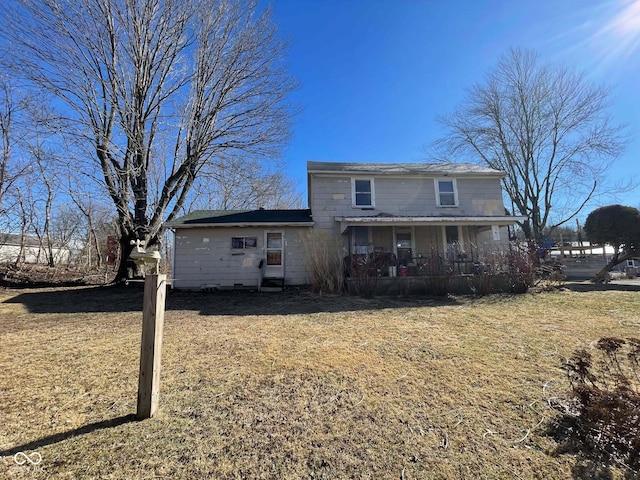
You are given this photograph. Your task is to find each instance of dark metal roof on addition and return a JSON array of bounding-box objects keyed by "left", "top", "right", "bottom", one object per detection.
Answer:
[{"left": 167, "top": 209, "right": 313, "bottom": 228}]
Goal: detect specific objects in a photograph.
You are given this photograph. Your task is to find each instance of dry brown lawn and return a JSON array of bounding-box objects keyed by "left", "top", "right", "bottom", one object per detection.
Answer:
[{"left": 1, "top": 284, "right": 639, "bottom": 479}]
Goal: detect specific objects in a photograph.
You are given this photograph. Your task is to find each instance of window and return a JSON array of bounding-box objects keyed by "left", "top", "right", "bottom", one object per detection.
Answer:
[
  {"left": 352, "top": 178, "right": 374, "bottom": 207},
  {"left": 231, "top": 236, "right": 257, "bottom": 249},
  {"left": 435, "top": 178, "right": 457, "bottom": 207},
  {"left": 445, "top": 226, "right": 459, "bottom": 244},
  {"left": 353, "top": 226, "right": 369, "bottom": 254}
]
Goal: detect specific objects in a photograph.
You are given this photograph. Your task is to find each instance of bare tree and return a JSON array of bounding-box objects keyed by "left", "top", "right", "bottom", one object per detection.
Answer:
[
  {"left": 0, "top": 79, "right": 11, "bottom": 215},
  {"left": 1, "top": 0, "right": 296, "bottom": 280},
  {"left": 184, "top": 156, "right": 302, "bottom": 211},
  {"left": 30, "top": 145, "right": 57, "bottom": 266},
  {"left": 435, "top": 48, "right": 627, "bottom": 242},
  {"left": 13, "top": 186, "right": 30, "bottom": 265},
  {"left": 66, "top": 175, "right": 119, "bottom": 271},
  {"left": 0, "top": 77, "right": 30, "bottom": 220},
  {"left": 51, "top": 204, "right": 82, "bottom": 264}
]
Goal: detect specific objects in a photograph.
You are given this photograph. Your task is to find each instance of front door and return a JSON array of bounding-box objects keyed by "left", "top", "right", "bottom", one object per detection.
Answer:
[{"left": 264, "top": 231, "right": 284, "bottom": 278}]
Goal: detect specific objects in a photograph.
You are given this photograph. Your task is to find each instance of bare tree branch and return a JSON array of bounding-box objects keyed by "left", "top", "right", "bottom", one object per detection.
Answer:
[
  {"left": 434, "top": 48, "right": 627, "bottom": 242},
  {"left": 1, "top": 0, "right": 297, "bottom": 280}
]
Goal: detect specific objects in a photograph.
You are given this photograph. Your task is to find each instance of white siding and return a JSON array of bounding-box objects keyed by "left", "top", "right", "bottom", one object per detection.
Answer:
[
  {"left": 309, "top": 173, "right": 507, "bottom": 236},
  {"left": 476, "top": 226, "right": 511, "bottom": 249},
  {"left": 173, "top": 226, "right": 311, "bottom": 290},
  {"left": 0, "top": 244, "right": 71, "bottom": 264}
]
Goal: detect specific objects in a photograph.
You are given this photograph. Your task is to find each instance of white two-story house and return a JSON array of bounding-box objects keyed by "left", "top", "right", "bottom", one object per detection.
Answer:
[
  {"left": 308, "top": 162, "right": 521, "bottom": 271},
  {"left": 168, "top": 161, "right": 524, "bottom": 290}
]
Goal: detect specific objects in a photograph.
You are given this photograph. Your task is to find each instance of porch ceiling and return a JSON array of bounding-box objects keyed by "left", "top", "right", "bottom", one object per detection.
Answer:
[{"left": 335, "top": 215, "right": 527, "bottom": 234}]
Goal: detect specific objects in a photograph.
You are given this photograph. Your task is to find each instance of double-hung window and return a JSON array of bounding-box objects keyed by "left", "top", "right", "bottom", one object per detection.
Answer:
[
  {"left": 352, "top": 178, "right": 374, "bottom": 207},
  {"left": 435, "top": 178, "right": 457, "bottom": 207}
]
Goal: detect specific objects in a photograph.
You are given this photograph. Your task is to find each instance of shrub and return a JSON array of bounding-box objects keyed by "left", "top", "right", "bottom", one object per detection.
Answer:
[
  {"left": 467, "top": 247, "right": 503, "bottom": 295},
  {"left": 507, "top": 246, "right": 534, "bottom": 293},
  {"left": 553, "top": 338, "right": 640, "bottom": 473},
  {"left": 467, "top": 244, "right": 535, "bottom": 295},
  {"left": 302, "top": 230, "right": 344, "bottom": 294},
  {"left": 350, "top": 254, "right": 379, "bottom": 298},
  {"left": 421, "top": 247, "right": 451, "bottom": 296}
]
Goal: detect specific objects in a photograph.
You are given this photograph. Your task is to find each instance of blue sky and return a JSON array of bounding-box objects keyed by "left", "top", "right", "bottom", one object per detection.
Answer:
[{"left": 270, "top": 0, "right": 639, "bottom": 211}]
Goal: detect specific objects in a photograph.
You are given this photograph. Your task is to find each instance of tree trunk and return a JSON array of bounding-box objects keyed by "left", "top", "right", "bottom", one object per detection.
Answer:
[
  {"left": 114, "top": 230, "right": 161, "bottom": 282},
  {"left": 116, "top": 231, "right": 136, "bottom": 282},
  {"left": 91, "top": 229, "right": 103, "bottom": 267},
  {"left": 592, "top": 252, "right": 634, "bottom": 284}
]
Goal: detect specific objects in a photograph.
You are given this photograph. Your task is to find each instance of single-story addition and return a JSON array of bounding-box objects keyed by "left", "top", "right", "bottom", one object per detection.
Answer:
[
  {"left": 168, "top": 161, "right": 526, "bottom": 291},
  {"left": 167, "top": 209, "right": 313, "bottom": 290}
]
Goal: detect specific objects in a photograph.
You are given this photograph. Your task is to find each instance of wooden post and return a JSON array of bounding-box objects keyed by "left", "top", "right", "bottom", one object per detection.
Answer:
[{"left": 137, "top": 274, "right": 166, "bottom": 419}]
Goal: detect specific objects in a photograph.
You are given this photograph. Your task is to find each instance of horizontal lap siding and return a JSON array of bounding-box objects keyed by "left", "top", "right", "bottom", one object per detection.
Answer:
[
  {"left": 309, "top": 177, "right": 352, "bottom": 235},
  {"left": 457, "top": 179, "right": 506, "bottom": 216},
  {"left": 377, "top": 177, "right": 435, "bottom": 215},
  {"left": 476, "top": 226, "right": 510, "bottom": 249},
  {"left": 281, "top": 228, "right": 310, "bottom": 286},
  {"left": 310, "top": 175, "right": 508, "bottom": 237},
  {"left": 173, "top": 226, "right": 311, "bottom": 289}
]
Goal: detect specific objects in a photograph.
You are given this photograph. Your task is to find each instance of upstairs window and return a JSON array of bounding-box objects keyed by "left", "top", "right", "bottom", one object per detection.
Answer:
[
  {"left": 352, "top": 178, "right": 374, "bottom": 207},
  {"left": 436, "top": 178, "right": 457, "bottom": 207}
]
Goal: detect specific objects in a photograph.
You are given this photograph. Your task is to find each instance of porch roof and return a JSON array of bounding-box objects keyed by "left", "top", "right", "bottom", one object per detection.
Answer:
[{"left": 335, "top": 215, "right": 526, "bottom": 234}]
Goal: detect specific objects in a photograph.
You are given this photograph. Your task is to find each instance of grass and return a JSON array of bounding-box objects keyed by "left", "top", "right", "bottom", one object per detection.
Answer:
[{"left": 1, "top": 284, "right": 639, "bottom": 479}]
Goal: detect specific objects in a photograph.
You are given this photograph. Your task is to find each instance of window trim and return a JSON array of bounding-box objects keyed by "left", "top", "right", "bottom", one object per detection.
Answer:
[
  {"left": 351, "top": 177, "right": 375, "bottom": 208},
  {"left": 435, "top": 178, "right": 458, "bottom": 207}
]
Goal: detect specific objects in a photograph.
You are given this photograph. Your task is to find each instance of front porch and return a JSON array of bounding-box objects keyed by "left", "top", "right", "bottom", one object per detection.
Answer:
[
  {"left": 343, "top": 223, "right": 512, "bottom": 277},
  {"left": 340, "top": 221, "right": 528, "bottom": 295}
]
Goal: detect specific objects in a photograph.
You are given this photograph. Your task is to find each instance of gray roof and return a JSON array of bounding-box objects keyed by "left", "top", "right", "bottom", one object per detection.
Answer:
[
  {"left": 167, "top": 209, "right": 313, "bottom": 228},
  {"left": 307, "top": 161, "right": 504, "bottom": 176}
]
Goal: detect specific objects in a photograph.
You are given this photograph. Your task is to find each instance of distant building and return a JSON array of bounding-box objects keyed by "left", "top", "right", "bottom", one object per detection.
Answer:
[{"left": 0, "top": 233, "right": 72, "bottom": 264}]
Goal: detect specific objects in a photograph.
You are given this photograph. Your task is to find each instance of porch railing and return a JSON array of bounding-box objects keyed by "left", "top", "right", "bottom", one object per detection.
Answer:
[{"left": 347, "top": 250, "right": 482, "bottom": 278}]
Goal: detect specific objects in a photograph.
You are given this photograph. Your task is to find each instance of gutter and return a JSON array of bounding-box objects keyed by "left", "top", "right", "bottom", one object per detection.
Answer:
[{"left": 335, "top": 215, "right": 527, "bottom": 234}]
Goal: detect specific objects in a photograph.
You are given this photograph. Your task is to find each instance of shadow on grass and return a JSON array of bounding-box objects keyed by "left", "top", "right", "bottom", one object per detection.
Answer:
[
  {"left": 546, "top": 419, "right": 616, "bottom": 480},
  {"left": 548, "top": 431, "right": 637, "bottom": 480},
  {"left": 2, "top": 285, "right": 145, "bottom": 314},
  {"left": 564, "top": 281, "right": 640, "bottom": 293},
  {"left": 546, "top": 395, "right": 640, "bottom": 479},
  {"left": 0, "top": 414, "right": 138, "bottom": 457},
  {"left": 2, "top": 284, "right": 460, "bottom": 315}
]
